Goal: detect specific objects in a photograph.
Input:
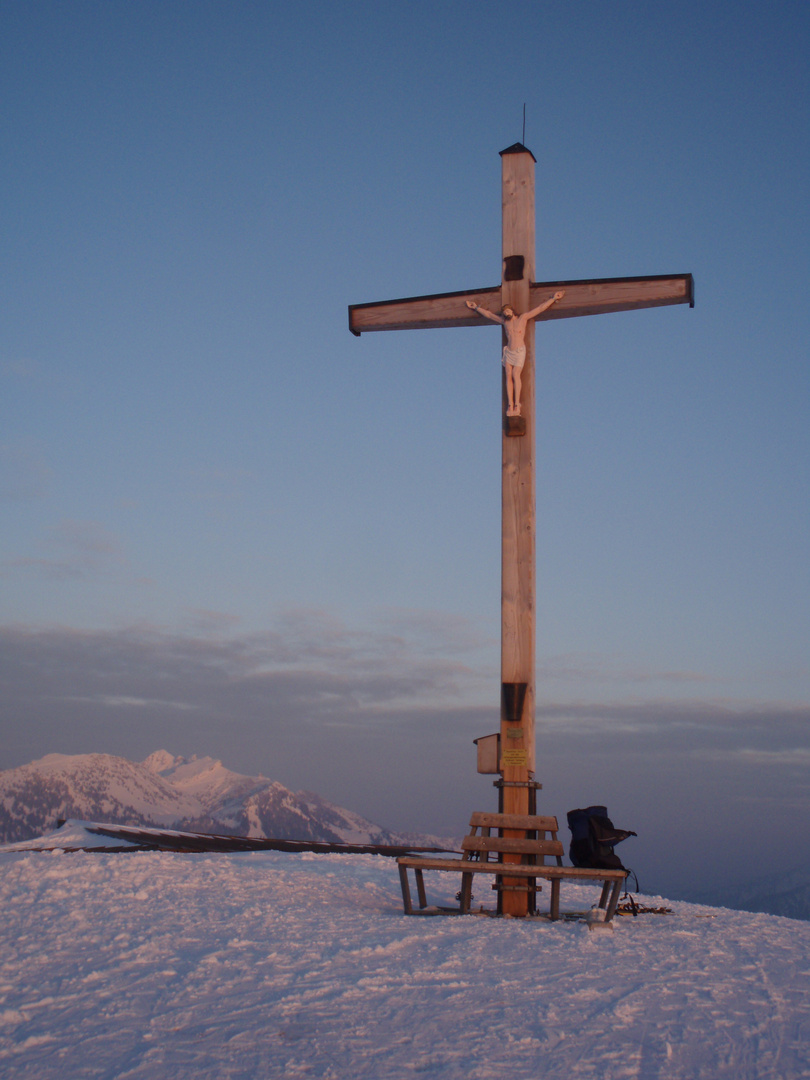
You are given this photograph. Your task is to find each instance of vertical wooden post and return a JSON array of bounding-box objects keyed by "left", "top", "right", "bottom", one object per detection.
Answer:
[
  {"left": 499, "top": 145, "right": 536, "bottom": 917},
  {"left": 348, "top": 145, "right": 692, "bottom": 917}
]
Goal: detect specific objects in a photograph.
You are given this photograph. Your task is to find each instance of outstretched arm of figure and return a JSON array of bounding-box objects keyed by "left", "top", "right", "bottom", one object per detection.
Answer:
[
  {"left": 524, "top": 290, "right": 565, "bottom": 321},
  {"left": 466, "top": 300, "right": 504, "bottom": 324}
]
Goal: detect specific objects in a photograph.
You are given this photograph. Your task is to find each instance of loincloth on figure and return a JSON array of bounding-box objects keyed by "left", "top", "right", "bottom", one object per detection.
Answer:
[{"left": 502, "top": 345, "right": 526, "bottom": 370}]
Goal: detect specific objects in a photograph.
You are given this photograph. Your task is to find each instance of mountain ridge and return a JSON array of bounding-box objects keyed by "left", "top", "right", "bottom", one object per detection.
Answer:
[{"left": 0, "top": 750, "right": 416, "bottom": 847}]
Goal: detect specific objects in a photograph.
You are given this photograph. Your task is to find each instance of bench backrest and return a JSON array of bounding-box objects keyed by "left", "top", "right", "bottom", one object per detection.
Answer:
[
  {"left": 469, "top": 812, "right": 559, "bottom": 833},
  {"left": 464, "top": 812, "right": 564, "bottom": 865}
]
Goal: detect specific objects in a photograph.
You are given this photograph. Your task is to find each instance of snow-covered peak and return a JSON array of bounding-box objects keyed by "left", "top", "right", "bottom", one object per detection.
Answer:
[
  {"left": 161, "top": 755, "right": 231, "bottom": 787},
  {"left": 26, "top": 752, "right": 114, "bottom": 774},
  {"left": 148, "top": 754, "right": 270, "bottom": 812},
  {"left": 142, "top": 749, "right": 183, "bottom": 774},
  {"left": 0, "top": 751, "right": 204, "bottom": 838}
]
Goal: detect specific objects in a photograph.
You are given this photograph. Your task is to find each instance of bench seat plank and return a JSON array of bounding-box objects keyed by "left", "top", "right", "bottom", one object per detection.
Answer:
[{"left": 398, "top": 857, "right": 626, "bottom": 881}]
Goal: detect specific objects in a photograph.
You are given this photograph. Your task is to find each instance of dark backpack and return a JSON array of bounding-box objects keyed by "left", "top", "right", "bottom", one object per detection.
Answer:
[{"left": 567, "top": 805, "right": 637, "bottom": 870}]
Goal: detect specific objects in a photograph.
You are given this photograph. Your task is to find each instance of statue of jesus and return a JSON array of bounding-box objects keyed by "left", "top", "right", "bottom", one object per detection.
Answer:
[{"left": 466, "top": 292, "right": 565, "bottom": 416}]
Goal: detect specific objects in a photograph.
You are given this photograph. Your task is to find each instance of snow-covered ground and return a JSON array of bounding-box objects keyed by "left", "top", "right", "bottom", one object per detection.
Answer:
[{"left": 2, "top": 830, "right": 809, "bottom": 1079}]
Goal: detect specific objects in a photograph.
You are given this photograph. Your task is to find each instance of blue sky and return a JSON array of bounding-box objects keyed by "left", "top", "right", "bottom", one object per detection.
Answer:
[{"left": 1, "top": 0, "right": 808, "bottom": 895}]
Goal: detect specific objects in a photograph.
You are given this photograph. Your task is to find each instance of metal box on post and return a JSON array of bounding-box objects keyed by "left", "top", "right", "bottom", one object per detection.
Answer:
[{"left": 474, "top": 733, "right": 500, "bottom": 774}]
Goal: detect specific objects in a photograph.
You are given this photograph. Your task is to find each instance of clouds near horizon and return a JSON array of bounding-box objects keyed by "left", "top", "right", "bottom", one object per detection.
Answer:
[{"left": 2, "top": 614, "right": 808, "bottom": 895}]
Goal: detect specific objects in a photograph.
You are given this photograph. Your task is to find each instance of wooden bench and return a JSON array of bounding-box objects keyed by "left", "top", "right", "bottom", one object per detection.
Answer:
[{"left": 397, "top": 812, "right": 628, "bottom": 921}]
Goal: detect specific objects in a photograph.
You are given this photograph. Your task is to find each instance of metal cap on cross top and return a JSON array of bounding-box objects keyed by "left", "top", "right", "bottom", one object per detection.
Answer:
[{"left": 348, "top": 145, "right": 693, "bottom": 916}]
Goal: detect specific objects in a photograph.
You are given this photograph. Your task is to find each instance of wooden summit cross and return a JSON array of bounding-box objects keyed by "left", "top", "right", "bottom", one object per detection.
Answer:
[{"left": 348, "top": 144, "right": 693, "bottom": 916}]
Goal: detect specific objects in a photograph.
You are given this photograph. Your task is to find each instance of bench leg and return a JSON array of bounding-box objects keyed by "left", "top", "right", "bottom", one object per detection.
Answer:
[
  {"left": 605, "top": 879, "right": 623, "bottom": 922},
  {"left": 549, "top": 879, "right": 561, "bottom": 921},
  {"left": 459, "top": 871, "right": 473, "bottom": 914},
  {"left": 598, "top": 880, "right": 612, "bottom": 909},
  {"left": 398, "top": 864, "right": 413, "bottom": 915},
  {"left": 415, "top": 868, "right": 427, "bottom": 910}
]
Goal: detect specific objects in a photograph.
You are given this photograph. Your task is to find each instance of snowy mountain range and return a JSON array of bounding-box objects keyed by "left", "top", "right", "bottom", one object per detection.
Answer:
[{"left": 0, "top": 750, "right": 411, "bottom": 847}]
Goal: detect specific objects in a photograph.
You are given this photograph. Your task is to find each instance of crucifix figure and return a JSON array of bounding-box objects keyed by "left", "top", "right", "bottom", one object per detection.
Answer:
[
  {"left": 348, "top": 144, "right": 693, "bottom": 916},
  {"left": 466, "top": 292, "right": 565, "bottom": 415}
]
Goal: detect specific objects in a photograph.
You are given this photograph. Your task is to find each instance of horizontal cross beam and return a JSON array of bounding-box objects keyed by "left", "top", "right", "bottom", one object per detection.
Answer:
[{"left": 348, "top": 273, "right": 694, "bottom": 336}]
